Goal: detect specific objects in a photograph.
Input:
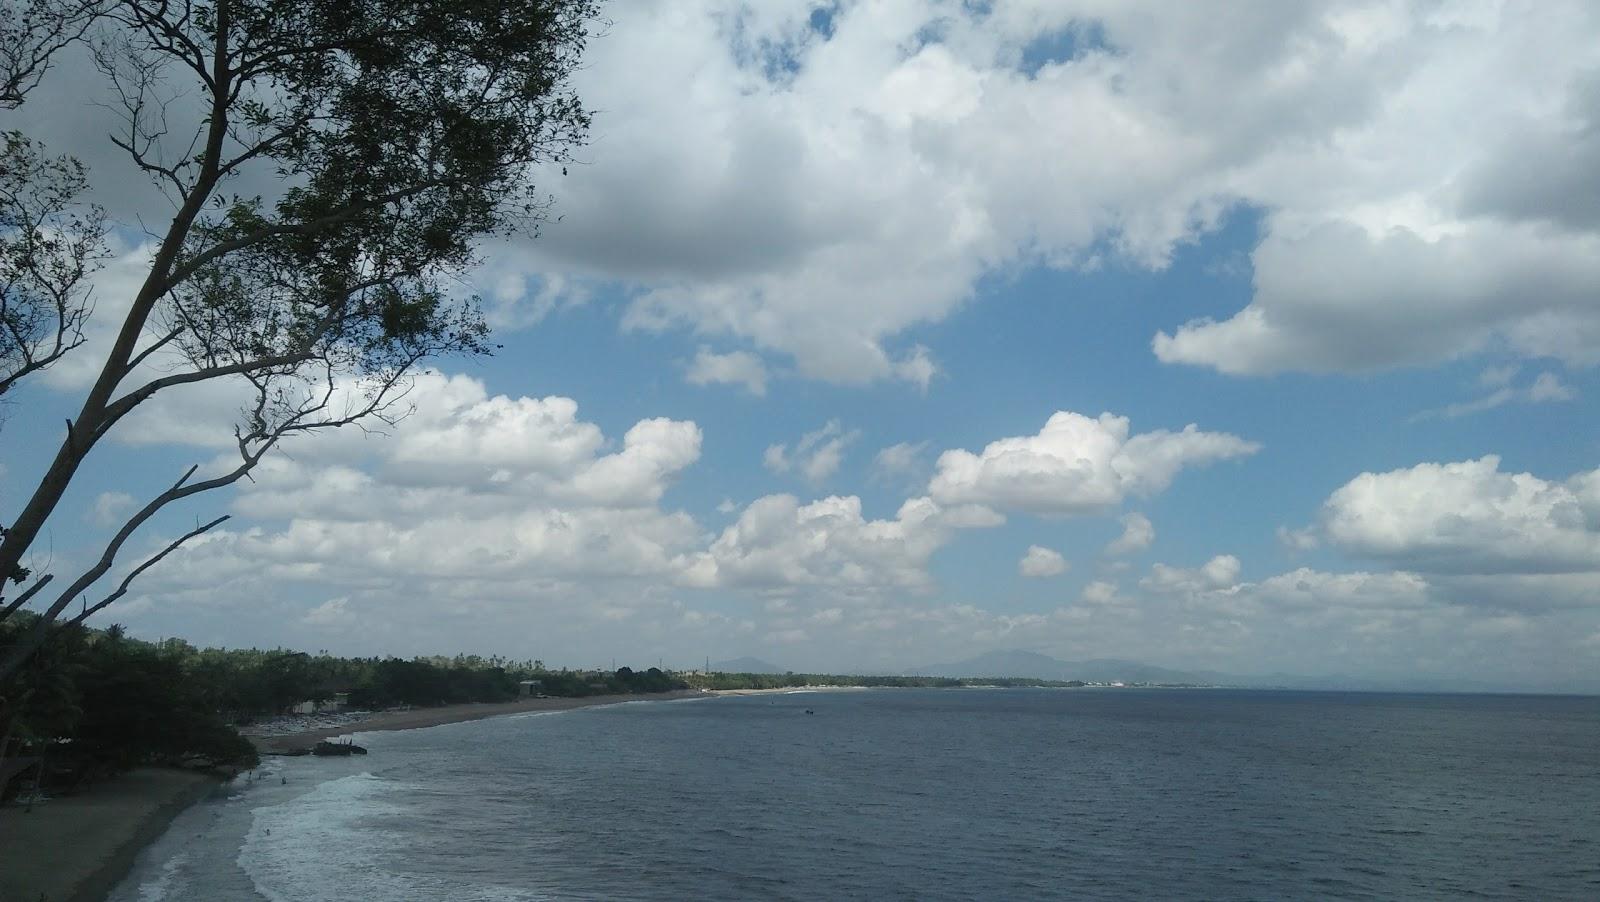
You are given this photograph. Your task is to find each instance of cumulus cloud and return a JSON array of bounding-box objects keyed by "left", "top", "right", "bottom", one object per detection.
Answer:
[
  {"left": 685, "top": 347, "right": 769, "bottom": 395},
  {"left": 1142, "top": 555, "right": 1243, "bottom": 594},
  {"left": 1155, "top": 222, "right": 1600, "bottom": 375},
  {"left": 13, "top": 3, "right": 1599, "bottom": 387},
  {"left": 138, "top": 374, "right": 709, "bottom": 616},
  {"left": 928, "top": 412, "right": 1257, "bottom": 515},
  {"left": 88, "top": 491, "right": 137, "bottom": 528},
  {"left": 497, "top": 2, "right": 1600, "bottom": 383},
  {"left": 1322, "top": 456, "right": 1600, "bottom": 576},
  {"left": 764, "top": 420, "right": 861, "bottom": 484},
  {"left": 681, "top": 494, "right": 1000, "bottom": 592},
  {"left": 1019, "top": 545, "right": 1068, "bottom": 578},
  {"left": 1105, "top": 512, "right": 1155, "bottom": 555}
]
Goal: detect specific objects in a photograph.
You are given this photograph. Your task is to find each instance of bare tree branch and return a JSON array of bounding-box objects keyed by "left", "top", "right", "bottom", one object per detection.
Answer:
[
  {"left": 67, "top": 514, "right": 229, "bottom": 626},
  {"left": 0, "top": 0, "right": 104, "bottom": 109},
  {"left": 0, "top": 573, "right": 52, "bottom": 620}
]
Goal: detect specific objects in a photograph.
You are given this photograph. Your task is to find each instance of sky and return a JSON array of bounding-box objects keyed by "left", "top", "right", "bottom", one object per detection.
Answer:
[{"left": 3, "top": 0, "right": 1600, "bottom": 689}]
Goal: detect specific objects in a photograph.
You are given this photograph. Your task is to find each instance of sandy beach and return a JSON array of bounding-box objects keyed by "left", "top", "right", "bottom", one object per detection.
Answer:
[
  {"left": 0, "top": 689, "right": 706, "bottom": 901},
  {"left": 252, "top": 688, "right": 706, "bottom": 752},
  {"left": 0, "top": 767, "right": 222, "bottom": 902}
]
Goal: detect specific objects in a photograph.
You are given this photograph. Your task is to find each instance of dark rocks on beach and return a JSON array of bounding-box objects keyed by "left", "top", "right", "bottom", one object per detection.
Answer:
[{"left": 311, "top": 740, "right": 367, "bottom": 757}]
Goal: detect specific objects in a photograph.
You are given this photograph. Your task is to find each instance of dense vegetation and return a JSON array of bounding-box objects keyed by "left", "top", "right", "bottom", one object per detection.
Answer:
[
  {"left": 0, "top": 615, "right": 686, "bottom": 801},
  {"left": 0, "top": 615, "right": 1110, "bottom": 802}
]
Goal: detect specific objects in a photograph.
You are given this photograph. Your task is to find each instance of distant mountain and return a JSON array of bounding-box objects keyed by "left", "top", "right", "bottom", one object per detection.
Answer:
[
  {"left": 712, "top": 656, "right": 787, "bottom": 674},
  {"left": 908, "top": 649, "right": 1211, "bottom": 684},
  {"left": 902, "top": 649, "right": 1585, "bottom": 692}
]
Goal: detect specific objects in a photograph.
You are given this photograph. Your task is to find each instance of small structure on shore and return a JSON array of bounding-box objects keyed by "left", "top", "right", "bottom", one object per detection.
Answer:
[{"left": 517, "top": 680, "right": 545, "bottom": 698}]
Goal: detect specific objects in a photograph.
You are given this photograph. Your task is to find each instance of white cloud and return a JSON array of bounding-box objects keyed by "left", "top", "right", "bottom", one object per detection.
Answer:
[
  {"left": 471, "top": 2, "right": 1600, "bottom": 383},
  {"left": 764, "top": 420, "right": 861, "bottom": 484},
  {"left": 681, "top": 494, "right": 998, "bottom": 592},
  {"left": 871, "top": 440, "right": 929, "bottom": 486},
  {"left": 928, "top": 411, "right": 1257, "bottom": 515},
  {"left": 1019, "top": 545, "right": 1068, "bottom": 578},
  {"left": 685, "top": 347, "right": 769, "bottom": 396},
  {"left": 1410, "top": 370, "right": 1578, "bottom": 421},
  {"left": 13, "top": 4, "right": 1599, "bottom": 389},
  {"left": 135, "top": 374, "right": 710, "bottom": 621},
  {"left": 1142, "top": 555, "right": 1242, "bottom": 594},
  {"left": 88, "top": 491, "right": 137, "bottom": 528},
  {"left": 1080, "top": 580, "right": 1124, "bottom": 606},
  {"left": 1105, "top": 512, "right": 1155, "bottom": 555},
  {"left": 1155, "top": 222, "right": 1600, "bottom": 375},
  {"left": 892, "top": 345, "right": 938, "bottom": 393},
  {"left": 1529, "top": 372, "right": 1578, "bottom": 403},
  {"left": 1322, "top": 456, "right": 1600, "bottom": 575},
  {"left": 1276, "top": 525, "right": 1320, "bottom": 552}
]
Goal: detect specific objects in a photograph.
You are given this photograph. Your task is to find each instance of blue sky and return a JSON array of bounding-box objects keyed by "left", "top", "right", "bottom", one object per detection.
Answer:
[{"left": 4, "top": 1, "right": 1600, "bottom": 689}]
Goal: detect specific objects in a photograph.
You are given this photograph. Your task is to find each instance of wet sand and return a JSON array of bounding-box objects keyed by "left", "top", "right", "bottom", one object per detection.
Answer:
[
  {"left": 0, "top": 689, "right": 706, "bottom": 900},
  {"left": 0, "top": 767, "right": 222, "bottom": 902}
]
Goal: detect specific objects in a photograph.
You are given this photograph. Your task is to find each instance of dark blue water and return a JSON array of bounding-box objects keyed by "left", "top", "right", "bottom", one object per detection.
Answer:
[{"left": 116, "top": 689, "right": 1600, "bottom": 900}]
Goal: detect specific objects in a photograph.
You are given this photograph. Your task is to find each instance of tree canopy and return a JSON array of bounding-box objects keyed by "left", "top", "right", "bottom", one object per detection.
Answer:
[{"left": 0, "top": 0, "right": 599, "bottom": 684}]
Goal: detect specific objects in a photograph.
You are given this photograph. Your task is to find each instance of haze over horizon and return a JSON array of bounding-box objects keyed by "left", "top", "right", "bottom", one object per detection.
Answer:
[{"left": 4, "top": 1, "right": 1599, "bottom": 692}]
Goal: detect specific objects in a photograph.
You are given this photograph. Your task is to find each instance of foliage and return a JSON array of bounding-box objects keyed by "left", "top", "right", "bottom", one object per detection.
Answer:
[
  {"left": 0, "top": 615, "right": 695, "bottom": 798},
  {"left": 0, "top": 613, "right": 260, "bottom": 795},
  {"left": 0, "top": 0, "right": 599, "bottom": 683}
]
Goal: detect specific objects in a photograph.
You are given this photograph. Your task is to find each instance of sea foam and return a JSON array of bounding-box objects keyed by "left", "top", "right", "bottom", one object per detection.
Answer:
[{"left": 237, "top": 772, "right": 416, "bottom": 902}]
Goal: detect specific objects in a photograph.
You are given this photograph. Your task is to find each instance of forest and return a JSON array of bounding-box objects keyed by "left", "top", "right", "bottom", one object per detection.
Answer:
[{"left": 0, "top": 613, "right": 685, "bottom": 800}]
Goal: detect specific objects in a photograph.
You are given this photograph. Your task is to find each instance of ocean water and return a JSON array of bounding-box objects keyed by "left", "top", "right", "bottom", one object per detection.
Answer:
[{"left": 112, "top": 689, "right": 1600, "bottom": 900}]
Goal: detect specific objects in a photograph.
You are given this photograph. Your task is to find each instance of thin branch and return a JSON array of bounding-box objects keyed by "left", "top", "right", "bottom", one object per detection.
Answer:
[
  {"left": 99, "top": 349, "right": 315, "bottom": 429},
  {"left": 120, "top": 325, "right": 183, "bottom": 376},
  {"left": 0, "top": 572, "right": 52, "bottom": 620},
  {"left": 163, "top": 180, "right": 451, "bottom": 292},
  {"left": 0, "top": 0, "right": 104, "bottom": 109},
  {"left": 68, "top": 514, "right": 229, "bottom": 626}
]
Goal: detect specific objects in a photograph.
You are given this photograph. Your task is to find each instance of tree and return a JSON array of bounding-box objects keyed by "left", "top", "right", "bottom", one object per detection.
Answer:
[
  {"left": 0, "top": 131, "right": 106, "bottom": 410},
  {"left": 0, "top": 0, "right": 598, "bottom": 684}
]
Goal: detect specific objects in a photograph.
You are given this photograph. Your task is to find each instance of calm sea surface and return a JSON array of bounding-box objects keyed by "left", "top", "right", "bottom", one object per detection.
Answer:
[{"left": 113, "top": 689, "right": 1600, "bottom": 900}]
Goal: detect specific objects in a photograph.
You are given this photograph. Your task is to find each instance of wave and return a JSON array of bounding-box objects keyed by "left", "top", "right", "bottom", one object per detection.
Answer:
[{"left": 237, "top": 772, "right": 417, "bottom": 902}]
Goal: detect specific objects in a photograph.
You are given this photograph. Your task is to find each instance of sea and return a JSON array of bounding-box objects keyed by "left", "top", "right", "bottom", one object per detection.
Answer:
[{"left": 111, "top": 688, "right": 1600, "bottom": 901}]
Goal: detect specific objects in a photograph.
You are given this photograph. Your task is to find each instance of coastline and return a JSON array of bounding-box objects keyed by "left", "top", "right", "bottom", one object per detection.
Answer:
[
  {"left": 2, "top": 689, "right": 706, "bottom": 901},
  {"left": 252, "top": 688, "right": 706, "bottom": 753},
  {"left": 0, "top": 767, "right": 222, "bottom": 902}
]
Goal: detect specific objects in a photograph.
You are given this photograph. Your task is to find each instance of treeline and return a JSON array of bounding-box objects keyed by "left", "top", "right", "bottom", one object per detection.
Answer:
[
  {"left": 0, "top": 615, "right": 686, "bottom": 801},
  {"left": 1, "top": 617, "right": 261, "bottom": 798},
  {"left": 681, "top": 672, "right": 1088, "bottom": 690}
]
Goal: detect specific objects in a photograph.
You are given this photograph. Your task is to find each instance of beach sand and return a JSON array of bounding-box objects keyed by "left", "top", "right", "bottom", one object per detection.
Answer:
[
  {"left": 252, "top": 688, "right": 706, "bottom": 753},
  {"left": 0, "top": 767, "right": 222, "bottom": 902},
  {"left": 0, "top": 689, "right": 707, "bottom": 901}
]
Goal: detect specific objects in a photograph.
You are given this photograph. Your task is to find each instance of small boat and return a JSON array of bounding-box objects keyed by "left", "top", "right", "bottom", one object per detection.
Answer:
[{"left": 311, "top": 739, "right": 368, "bottom": 756}]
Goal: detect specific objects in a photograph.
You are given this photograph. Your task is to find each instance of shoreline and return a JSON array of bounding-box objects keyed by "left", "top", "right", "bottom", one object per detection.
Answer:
[
  {"left": 0, "top": 767, "right": 223, "bottom": 902},
  {"left": 2, "top": 689, "right": 706, "bottom": 901},
  {"left": 252, "top": 688, "right": 707, "bottom": 753}
]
